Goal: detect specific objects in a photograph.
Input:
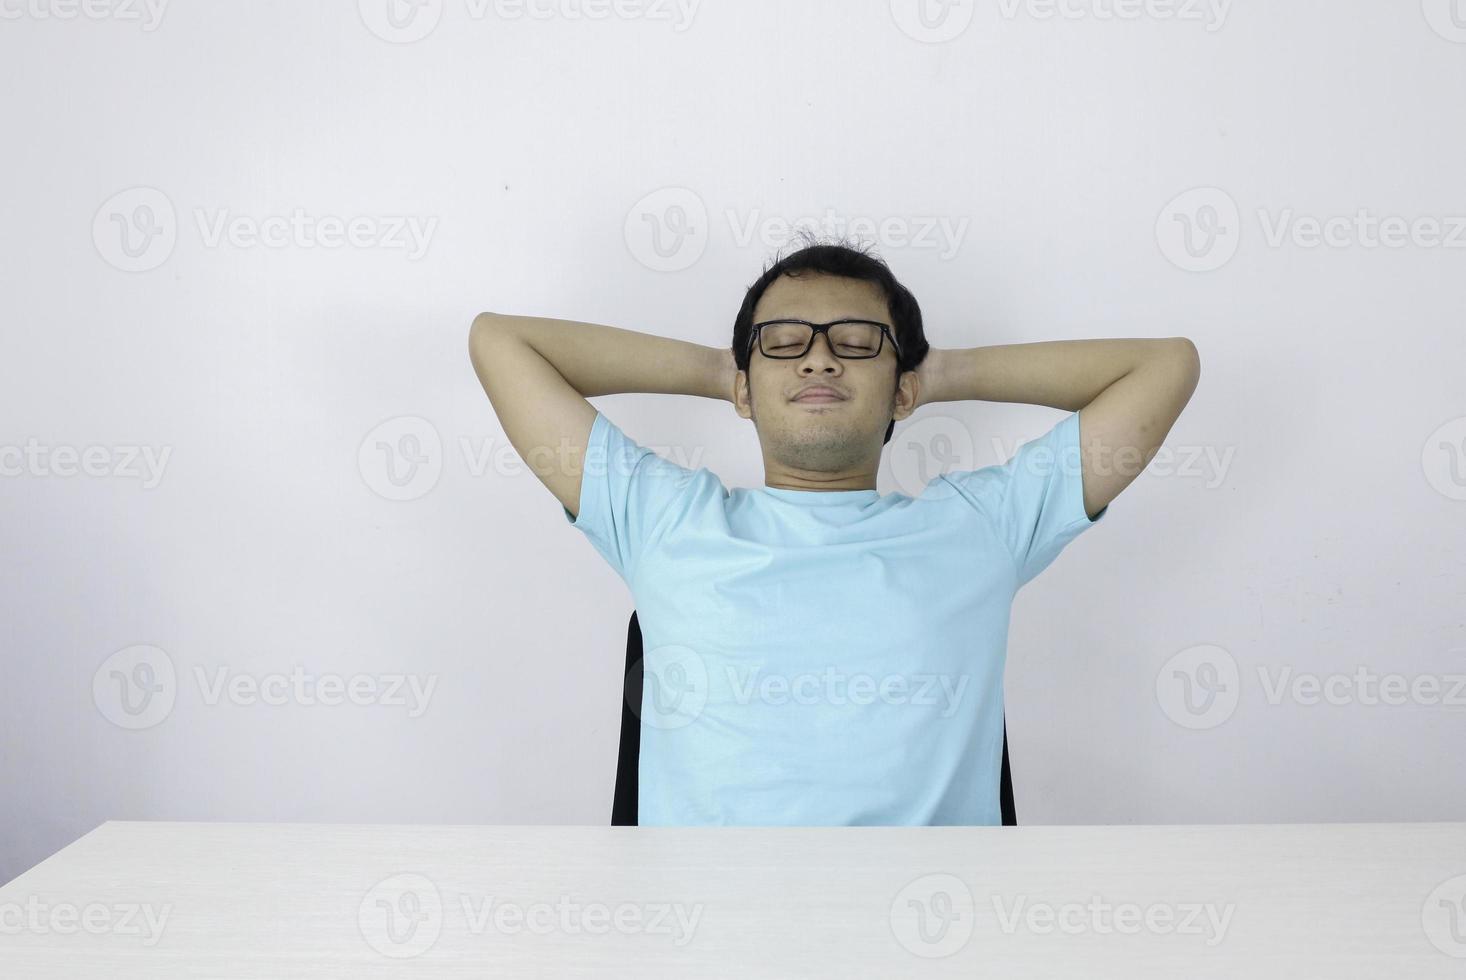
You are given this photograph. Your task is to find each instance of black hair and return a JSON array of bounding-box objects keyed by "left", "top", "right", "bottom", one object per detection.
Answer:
[{"left": 732, "top": 230, "right": 930, "bottom": 446}]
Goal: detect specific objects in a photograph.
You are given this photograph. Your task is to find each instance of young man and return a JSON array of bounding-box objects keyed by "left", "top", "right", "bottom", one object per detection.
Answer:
[{"left": 468, "top": 242, "right": 1200, "bottom": 826}]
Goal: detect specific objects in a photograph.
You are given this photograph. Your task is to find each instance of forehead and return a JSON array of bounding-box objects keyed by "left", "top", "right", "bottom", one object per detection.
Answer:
[{"left": 753, "top": 272, "right": 889, "bottom": 322}]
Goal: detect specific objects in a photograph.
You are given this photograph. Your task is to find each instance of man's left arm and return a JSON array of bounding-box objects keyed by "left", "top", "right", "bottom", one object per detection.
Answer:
[{"left": 916, "top": 337, "right": 1202, "bottom": 520}]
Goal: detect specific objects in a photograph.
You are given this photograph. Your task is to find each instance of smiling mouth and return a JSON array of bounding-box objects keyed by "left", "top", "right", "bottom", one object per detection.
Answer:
[{"left": 792, "top": 386, "right": 846, "bottom": 403}]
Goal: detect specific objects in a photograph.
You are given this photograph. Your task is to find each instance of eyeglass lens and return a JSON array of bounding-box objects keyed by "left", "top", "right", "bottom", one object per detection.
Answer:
[{"left": 759, "top": 321, "right": 886, "bottom": 358}]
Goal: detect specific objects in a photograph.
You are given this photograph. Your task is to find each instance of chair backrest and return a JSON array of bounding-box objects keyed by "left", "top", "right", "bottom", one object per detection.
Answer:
[{"left": 615, "top": 610, "right": 1017, "bottom": 826}]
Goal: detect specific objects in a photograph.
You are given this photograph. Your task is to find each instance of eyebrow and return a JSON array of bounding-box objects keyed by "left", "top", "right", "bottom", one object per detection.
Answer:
[{"left": 754, "top": 315, "right": 890, "bottom": 323}]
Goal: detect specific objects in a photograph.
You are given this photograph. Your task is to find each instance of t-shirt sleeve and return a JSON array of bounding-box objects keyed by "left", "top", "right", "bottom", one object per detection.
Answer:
[
  {"left": 938, "top": 409, "right": 1108, "bottom": 588},
  {"left": 560, "top": 409, "right": 706, "bottom": 583}
]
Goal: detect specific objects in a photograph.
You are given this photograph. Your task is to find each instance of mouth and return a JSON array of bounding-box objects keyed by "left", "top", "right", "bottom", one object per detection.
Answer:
[{"left": 792, "top": 387, "right": 846, "bottom": 403}]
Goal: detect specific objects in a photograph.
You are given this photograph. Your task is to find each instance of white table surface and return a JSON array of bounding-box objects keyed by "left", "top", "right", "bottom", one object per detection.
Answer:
[{"left": 1, "top": 820, "right": 1463, "bottom": 978}]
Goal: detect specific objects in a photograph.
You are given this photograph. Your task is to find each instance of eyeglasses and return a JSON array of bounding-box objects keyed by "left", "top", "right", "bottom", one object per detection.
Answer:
[{"left": 748, "top": 319, "right": 901, "bottom": 360}]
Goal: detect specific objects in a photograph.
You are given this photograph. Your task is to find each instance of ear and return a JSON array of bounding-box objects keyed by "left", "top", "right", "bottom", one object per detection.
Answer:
[
  {"left": 733, "top": 369, "right": 752, "bottom": 420},
  {"left": 891, "top": 368, "right": 919, "bottom": 422}
]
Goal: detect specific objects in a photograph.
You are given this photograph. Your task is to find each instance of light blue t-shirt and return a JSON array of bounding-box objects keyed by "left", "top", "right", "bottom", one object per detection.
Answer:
[{"left": 562, "top": 409, "right": 1107, "bottom": 826}]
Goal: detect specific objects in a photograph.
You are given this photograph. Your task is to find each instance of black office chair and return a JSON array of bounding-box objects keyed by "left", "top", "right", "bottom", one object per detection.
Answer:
[{"left": 613, "top": 610, "right": 1017, "bottom": 826}]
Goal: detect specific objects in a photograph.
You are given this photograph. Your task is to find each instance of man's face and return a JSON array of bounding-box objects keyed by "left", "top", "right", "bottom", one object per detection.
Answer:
[{"left": 733, "top": 272, "right": 918, "bottom": 477}]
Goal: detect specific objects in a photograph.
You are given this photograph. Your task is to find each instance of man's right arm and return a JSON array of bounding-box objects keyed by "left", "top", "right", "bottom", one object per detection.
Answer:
[{"left": 466, "top": 312, "right": 735, "bottom": 520}]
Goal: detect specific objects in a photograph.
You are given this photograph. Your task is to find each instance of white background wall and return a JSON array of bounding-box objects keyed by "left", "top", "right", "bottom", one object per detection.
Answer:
[{"left": 2, "top": 0, "right": 1464, "bottom": 884}]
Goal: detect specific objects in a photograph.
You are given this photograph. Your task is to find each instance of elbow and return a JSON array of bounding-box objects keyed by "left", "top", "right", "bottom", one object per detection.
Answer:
[
  {"left": 468, "top": 312, "right": 501, "bottom": 364},
  {"left": 469, "top": 311, "right": 505, "bottom": 348},
  {"left": 470, "top": 311, "right": 499, "bottom": 337},
  {"left": 1170, "top": 336, "right": 1199, "bottom": 358},
  {"left": 468, "top": 312, "right": 533, "bottom": 374},
  {"left": 1167, "top": 337, "right": 1201, "bottom": 392},
  {"left": 1166, "top": 336, "right": 1200, "bottom": 374}
]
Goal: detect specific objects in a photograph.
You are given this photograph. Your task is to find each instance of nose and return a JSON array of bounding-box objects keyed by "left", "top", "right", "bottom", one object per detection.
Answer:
[{"left": 799, "top": 331, "right": 843, "bottom": 370}]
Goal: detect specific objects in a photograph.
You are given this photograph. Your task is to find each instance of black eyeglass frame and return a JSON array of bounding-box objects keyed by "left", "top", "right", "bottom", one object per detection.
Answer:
[{"left": 747, "top": 318, "right": 903, "bottom": 361}]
